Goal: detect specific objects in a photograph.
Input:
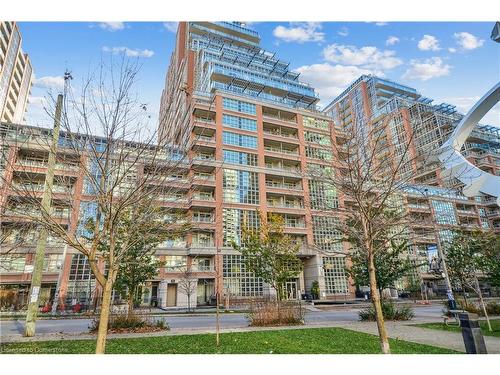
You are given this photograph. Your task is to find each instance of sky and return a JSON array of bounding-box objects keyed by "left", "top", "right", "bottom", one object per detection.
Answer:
[{"left": 19, "top": 21, "right": 500, "bottom": 128}]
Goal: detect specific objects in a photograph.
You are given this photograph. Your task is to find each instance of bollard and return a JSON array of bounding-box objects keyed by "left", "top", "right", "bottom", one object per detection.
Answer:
[{"left": 459, "top": 312, "right": 487, "bottom": 354}]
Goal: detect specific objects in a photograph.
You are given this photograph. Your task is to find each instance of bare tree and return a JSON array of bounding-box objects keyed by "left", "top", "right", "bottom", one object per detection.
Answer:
[
  {"left": 0, "top": 57, "right": 193, "bottom": 353},
  {"left": 178, "top": 260, "right": 198, "bottom": 313},
  {"left": 305, "top": 111, "right": 431, "bottom": 354}
]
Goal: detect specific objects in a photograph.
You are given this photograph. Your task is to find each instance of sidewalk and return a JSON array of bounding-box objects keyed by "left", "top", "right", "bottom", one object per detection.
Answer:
[{"left": 342, "top": 321, "right": 500, "bottom": 354}]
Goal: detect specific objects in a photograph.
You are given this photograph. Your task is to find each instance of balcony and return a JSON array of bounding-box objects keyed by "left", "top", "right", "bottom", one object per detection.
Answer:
[
  {"left": 158, "top": 195, "right": 189, "bottom": 204},
  {"left": 192, "top": 192, "right": 215, "bottom": 201},
  {"left": 408, "top": 203, "right": 430, "bottom": 211},
  {"left": 188, "top": 246, "right": 217, "bottom": 256},
  {"left": 265, "top": 163, "right": 301, "bottom": 174},
  {"left": 456, "top": 209, "right": 477, "bottom": 216},
  {"left": 265, "top": 181, "right": 302, "bottom": 191},
  {"left": 487, "top": 210, "right": 500, "bottom": 218},
  {"left": 11, "top": 183, "right": 73, "bottom": 194},
  {"left": 264, "top": 145, "right": 299, "bottom": 156},
  {"left": 15, "top": 158, "right": 80, "bottom": 172},
  {"left": 267, "top": 199, "right": 304, "bottom": 209},
  {"left": 263, "top": 128, "right": 299, "bottom": 141},
  {"left": 193, "top": 153, "right": 215, "bottom": 161},
  {"left": 192, "top": 214, "right": 215, "bottom": 225},
  {"left": 3, "top": 206, "right": 71, "bottom": 219}
]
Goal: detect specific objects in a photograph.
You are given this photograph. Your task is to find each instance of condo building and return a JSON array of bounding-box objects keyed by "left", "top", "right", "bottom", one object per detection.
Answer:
[
  {"left": 323, "top": 75, "right": 500, "bottom": 293},
  {"left": 0, "top": 22, "right": 33, "bottom": 124},
  {"left": 1, "top": 22, "right": 499, "bottom": 310}
]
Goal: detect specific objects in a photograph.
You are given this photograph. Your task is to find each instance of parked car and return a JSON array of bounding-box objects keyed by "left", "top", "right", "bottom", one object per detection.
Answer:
[{"left": 301, "top": 293, "right": 313, "bottom": 301}]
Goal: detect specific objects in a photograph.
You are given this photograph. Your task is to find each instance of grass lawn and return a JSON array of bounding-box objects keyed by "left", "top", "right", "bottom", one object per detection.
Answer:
[
  {"left": 415, "top": 319, "right": 500, "bottom": 338},
  {"left": 0, "top": 327, "right": 457, "bottom": 354}
]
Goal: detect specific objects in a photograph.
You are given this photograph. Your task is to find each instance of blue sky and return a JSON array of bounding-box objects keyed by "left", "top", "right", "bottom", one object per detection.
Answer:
[{"left": 19, "top": 21, "right": 499, "bottom": 127}]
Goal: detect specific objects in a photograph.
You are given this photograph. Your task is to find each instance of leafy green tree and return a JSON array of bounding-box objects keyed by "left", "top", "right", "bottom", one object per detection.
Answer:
[
  {"left": 479, "top": 234, "right": 500, "bottom": 288},
  {"left": 347, "top": 239, "right": 421, "bottom": 294},
  {"left": 446, "top": 229, "right": 498, "bottom": 331},
  {"left": 114, "top": 244, "right": 164, "bottom": 317},
  {"left": 231, "top": 212, "right": 303, "bottom": 301}
]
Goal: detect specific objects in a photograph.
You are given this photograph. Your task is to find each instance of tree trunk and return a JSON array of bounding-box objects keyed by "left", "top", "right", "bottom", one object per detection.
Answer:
[
  {"left": 95, "top": 277, "right": 114, "bottom": 354},
  {"left": 127, "top": 287, "right": 135, "bottom": 319},
  {"left": 462, "top": 282, "right": 468, "bottom": 307},
  {"left": 368, "top": 253, "right": 391, "bottom": 354},
  {"left": 475, "top": 277, "right": 492, "bottom": 332}
]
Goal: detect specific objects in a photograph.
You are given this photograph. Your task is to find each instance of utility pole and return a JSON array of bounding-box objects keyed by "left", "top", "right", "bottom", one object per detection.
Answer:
[
  {"left": 25, "top": 93, "right": 64, "bottom": 336},
  {"left": 51, "top": 244, "right": 68, "bottom": 315}
]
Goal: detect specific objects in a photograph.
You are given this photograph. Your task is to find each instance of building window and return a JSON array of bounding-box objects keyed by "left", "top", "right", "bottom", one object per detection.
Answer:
[
  {"left": 223, "top": 131, "right": 258, "bottom": 149},
  {"left": 69, "top": 254, "right": 94, "bottom": 281},
  {"left": 223, "top": 97, "right": 256, "bottom": 115},
  {"left": 308, "top": 180, "right": 338, "bottom": 210},
  {"left": 192, "top": 232, "right": 214, "bottom": 247},
  {"left": 223, "top": 255, "right": 263, "bottom": 297},
  {"left": 312, "top": 216, "right": 343, "bottom": 253},
  {"left": 66, "top": 254, "right": 95, "bottom": 303},
  {"left": 223, "top": 169, "right": 259, "bottom": 204},
  {"left": 43, "top": 254, "right": 64, "bottom": 272},
  {"left": 223, "top": 149, "right": 258, "bottom": 166},
  {"left": 223, "top": 209, "right": 260, "bottom": 246},
  {"left": 439, "top": 229, "right": 456, "bottom": 249},
  {"left": 158, "top": 236, "right": 186, "bottom": 248},
  {"left": 323, "top": 256, "right": 349, "bottom": 294},
  {"left": 305, "top": 146, "right": 332, "bottom": 161},
  {"left": 305, "top": 131, "right": 331, "bottom": 146},
  {"left": 222, "top": 114, "right": 257, "bottom": 132},
  {"left": 196, "top": 258, "right": 212, "bottom": 272},
  {"left": 0, "top": 255, "right": 26, "bottom": 273},
  {"left": 303, "top": 116, "right": 329, "bottom": 130},
  {"left": 164, "top": 256, "right": 187, "bottom": 271},
  {"left": 77, "top": 201, "right": 98, "bottom": 238},
  {"left": 431, "top": 200, "right": 457, "bottom": 225}
]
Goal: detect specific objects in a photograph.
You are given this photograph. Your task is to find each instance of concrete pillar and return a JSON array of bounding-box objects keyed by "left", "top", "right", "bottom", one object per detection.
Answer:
[{"left": 303, "top": 255, "right": 325, "bottom": 299}]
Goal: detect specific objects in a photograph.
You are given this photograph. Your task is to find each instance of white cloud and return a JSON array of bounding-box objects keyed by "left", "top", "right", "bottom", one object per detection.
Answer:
[
  {"left": 454, "top": 32, "right": 485, "bottom": 50},
  {"left": 448, "top": 47, "right": 457, "bottom": 53},
  {"left": 386, "top": 36, "right": 400, "bottom": 46},
  {"left": 417, "top": 35, "right": 441, "bottom": 51},
  {"left": 33, "top": 76, "right": 64, "bottom": 90},
  {"left": 322, "top": 44, "right": 402, "bottom": 71},
  {"left": 403, "top": 57, "right": 451, "bottom": 81},
  {"left": 98, "top": 22, "right": 125, "bottom": 32},
  {"left": 273, "top": 22, "right": 324, "bottom": 43},
  {"left": 338, "top": 27, "right": 349, "bottom": 37},
  {"left": 102, "top": 46, "right": 154, "bottom": 58},
  {"left": 28, "top": 96, "right": 47, "bottom": 107},
  {"left": 163, "top": 22, "right": 179, "bottom": 33},
  {"left": 295, "top": 63, "right": 375, "bottom": 106}
]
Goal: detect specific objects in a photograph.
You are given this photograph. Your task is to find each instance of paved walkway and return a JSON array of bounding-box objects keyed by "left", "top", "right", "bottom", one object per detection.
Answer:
[{"left": 341, "top": 321, "right": 500, "bottom": 354}]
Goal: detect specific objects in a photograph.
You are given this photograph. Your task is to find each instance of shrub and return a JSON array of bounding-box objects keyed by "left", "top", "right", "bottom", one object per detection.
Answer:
[
  {"left": 443, "top": 298, "right": 500, "bottom": 317},
  {"left": 359, "top": 300, "right": 414, "bottom": 321},
  {"left": 248, "top": 300, "right": 305, "bottom": 326},
  {"left": 89, "top": 313, "right": 169, "bottom": 332},
  {"left": 486, "top": 301, "right": 500, "bottom": 315},
  {"left": 311, "top": 281, "right": 320, "bottom": 300}
]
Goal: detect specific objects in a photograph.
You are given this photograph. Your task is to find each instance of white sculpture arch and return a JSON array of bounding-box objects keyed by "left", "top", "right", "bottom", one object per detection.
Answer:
[{"left": 439, "top": 82, "right": 500, "bottom": 206}]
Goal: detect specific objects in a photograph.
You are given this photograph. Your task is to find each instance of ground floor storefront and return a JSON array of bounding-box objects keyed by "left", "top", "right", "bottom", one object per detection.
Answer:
[{"left": 1, "top": 252, "right": 356, "bottom": 311}]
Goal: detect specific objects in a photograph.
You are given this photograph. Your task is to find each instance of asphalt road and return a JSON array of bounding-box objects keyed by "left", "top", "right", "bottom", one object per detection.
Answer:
[{"left": 0, "top": 304, "right": 444, "bottom": 336}]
